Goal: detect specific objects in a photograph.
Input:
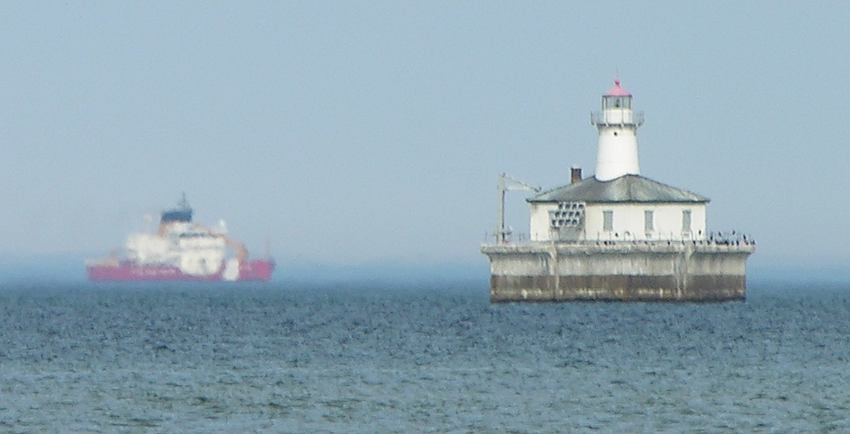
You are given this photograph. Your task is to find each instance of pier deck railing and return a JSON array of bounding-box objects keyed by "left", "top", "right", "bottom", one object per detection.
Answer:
[{"left": 483, "top": 231, "right": 755, "bottom": 248}]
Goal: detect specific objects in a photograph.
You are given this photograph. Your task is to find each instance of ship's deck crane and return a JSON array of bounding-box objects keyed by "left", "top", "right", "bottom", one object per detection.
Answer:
[
  {"left": 226, "top": 238, "right": 249, "bottom": 262},
  {"left": 496, "top": 173, "right": 541, "bottom": 244},
  {"left": 209, "top": 220, "right": 249, "bottom": 263}
]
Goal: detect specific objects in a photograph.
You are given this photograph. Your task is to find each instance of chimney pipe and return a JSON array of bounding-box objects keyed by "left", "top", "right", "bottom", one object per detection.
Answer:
[{"left": 571, "top": 167, "right": 582, "bottom": 184}]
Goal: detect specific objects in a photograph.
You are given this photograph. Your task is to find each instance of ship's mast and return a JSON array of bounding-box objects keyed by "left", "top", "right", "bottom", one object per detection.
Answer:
[{"left": 177, "top": 192, "right": 191, "bottom": 211}]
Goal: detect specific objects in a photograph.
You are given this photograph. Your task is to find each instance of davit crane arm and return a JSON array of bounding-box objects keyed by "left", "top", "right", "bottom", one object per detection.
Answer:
[{"left": 496, "top": 173, "right": 541, "bottom": 244}]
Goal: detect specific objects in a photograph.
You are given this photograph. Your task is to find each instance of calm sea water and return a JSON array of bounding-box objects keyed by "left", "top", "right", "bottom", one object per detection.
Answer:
[{"left": 1, "top": 281, "right": 849, "bottom": 433}]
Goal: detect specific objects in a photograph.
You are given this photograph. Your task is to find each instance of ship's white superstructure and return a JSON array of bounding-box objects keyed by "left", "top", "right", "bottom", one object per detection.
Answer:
[{"left": 126, "top": 222, "right": 229, "bottom": 276}]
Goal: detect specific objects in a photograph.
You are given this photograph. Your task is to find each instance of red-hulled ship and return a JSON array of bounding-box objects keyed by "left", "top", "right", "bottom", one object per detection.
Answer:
[{"left": 86, "top": 195, "right": 275, "bottom": 282}]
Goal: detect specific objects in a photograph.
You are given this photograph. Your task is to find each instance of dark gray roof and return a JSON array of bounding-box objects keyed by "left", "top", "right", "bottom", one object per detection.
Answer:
[{"left": 529, "top": 174, "right": 709, "bottom": 203}]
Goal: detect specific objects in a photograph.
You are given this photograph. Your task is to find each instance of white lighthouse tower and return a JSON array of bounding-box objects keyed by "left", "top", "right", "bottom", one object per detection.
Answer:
[{"left": 591, "top": 80, "right": 644, "bottom": 181}]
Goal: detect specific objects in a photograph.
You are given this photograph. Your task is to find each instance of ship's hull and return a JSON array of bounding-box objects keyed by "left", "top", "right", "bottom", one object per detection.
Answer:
[{"left": 86, "top": 259, "right": 275, "bottom": 282}]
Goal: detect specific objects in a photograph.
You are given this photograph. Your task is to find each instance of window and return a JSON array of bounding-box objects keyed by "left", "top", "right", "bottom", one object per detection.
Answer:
[
  {"left": 603, "top": 96, "right": 631, "bottom": 110},
  {"left": 682, "top": 210, "right": 692, "bottom": 232},
  {"left": 644, "top": 210, "right": 654, "bottom": 232},
  {"left": 603, "top": 210, "right": 613, "bottom": 231}
]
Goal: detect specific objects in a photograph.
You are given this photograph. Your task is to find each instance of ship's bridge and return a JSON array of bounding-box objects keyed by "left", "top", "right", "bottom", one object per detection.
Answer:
[{"left": 161, "top": 194, "right": 193, "bottom": 224}]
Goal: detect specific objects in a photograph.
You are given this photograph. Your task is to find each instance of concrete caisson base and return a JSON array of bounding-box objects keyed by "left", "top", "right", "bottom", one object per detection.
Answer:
[{"left": 481, "top": 242, "right": 754, "bottom": 302}]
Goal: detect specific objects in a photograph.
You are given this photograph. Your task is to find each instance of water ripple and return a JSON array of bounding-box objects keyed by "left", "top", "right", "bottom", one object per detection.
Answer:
[{"left": 0, "top": 283, "right": 848, "bottom": 432}]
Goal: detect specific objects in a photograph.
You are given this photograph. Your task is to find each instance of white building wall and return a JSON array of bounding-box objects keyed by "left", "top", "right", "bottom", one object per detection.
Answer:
[
  {"left": 584, "top": 203, "right": 706, "bottom": 241},
  {"left": 530, "top": 202, "right": 706, "bottom": 242},
  {"left": 529, "top": 203, "right": 558, "bottom": 241}
]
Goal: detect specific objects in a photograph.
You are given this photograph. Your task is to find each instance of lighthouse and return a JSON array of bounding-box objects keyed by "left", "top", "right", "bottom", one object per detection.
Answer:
[
  {"left": 481, "top": 79, "right": 755, "bottom": 302},
  {"left": 591, "top": 80, "right": 644, "bottom": 181},
  {"left": 525, "top": 81, "right": 710, "bottom": 243}
]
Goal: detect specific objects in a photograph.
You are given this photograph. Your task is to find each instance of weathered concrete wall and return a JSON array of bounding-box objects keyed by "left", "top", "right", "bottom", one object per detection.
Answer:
[{"left": 481, "top": 242, "right": 754, "bottom": 302}]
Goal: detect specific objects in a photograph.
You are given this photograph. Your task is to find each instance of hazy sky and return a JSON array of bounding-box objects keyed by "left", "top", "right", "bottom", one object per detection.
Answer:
[{"left": 2, "top": 1, "right": 849, "bottom": 272}]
